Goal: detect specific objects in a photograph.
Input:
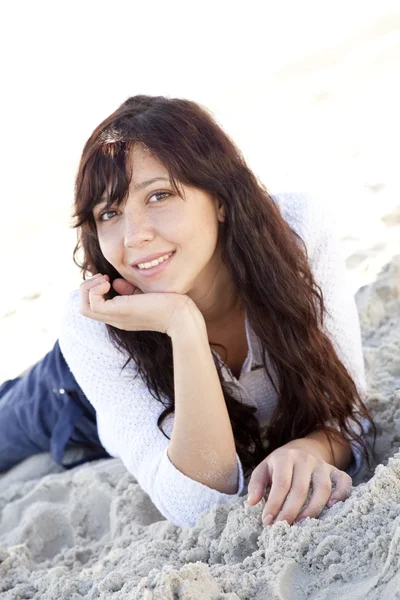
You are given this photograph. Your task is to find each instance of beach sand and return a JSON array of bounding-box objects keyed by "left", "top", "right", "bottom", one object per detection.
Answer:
[
  {"left": 0, "top": 250, "right": 399, "bottom": 599},
  {"left": 1, "top": 13, "right": 400, "bottom": 600}
]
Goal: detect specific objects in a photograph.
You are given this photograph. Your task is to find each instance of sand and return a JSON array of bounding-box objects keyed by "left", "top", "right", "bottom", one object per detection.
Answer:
[
  {"left": 0, "top": 252, "right": 399, "bottom": 598},
  {"left": 1, "top": 14, "right": 400, "bottom": 600}
]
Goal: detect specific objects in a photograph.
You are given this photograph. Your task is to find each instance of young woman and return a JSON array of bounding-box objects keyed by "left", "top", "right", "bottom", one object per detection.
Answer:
[{"left": 0, "top": 94, "right": 377, "bottom": 528}]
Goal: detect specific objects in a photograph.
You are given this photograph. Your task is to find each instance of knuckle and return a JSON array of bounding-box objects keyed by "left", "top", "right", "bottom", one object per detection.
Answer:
[
  {"left": 81, "top": 276, "right": 102, "bottom": 289},
  {"left": 276, "top": 478, "right": 291, "bottom": 492},
  {"left": 332, "top": 471, "right": 353, "bottom": 493},
  {"left": 315, "top": 458, "right": 326, "bottom": 469},
  {"left": 344, "top": 486, "right": 352, "bottom": 498},
  {"left": 343, "top": 473, "right": 353, "bottom": 485},
  {"left": 318, "top": 480, "right": 333, "bottom": 494},
  {"left": 295, "top": 482, "right": 310, "bottom": 497},
  {"left": 81, "top": 279, "right": 93, "bottom": 288},
  {"left": 304, "top": 453, "right": 316, "bottom": 466},
  {"left": 335, "top": 485, "right": 352, "bottom": 500},
  {"left": 286, "top": 448, "right": 298, "bottom": 459}
]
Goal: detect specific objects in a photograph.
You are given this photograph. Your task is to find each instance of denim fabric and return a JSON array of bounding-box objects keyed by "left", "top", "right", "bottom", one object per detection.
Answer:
[{"left": 0, "top": 340, "right": 111, "bottom": 473}]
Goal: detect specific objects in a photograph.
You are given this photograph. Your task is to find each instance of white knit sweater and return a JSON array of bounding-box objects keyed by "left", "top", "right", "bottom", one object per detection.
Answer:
[{"left": 59, "top": 191, "right": 370, "bottom": 528}]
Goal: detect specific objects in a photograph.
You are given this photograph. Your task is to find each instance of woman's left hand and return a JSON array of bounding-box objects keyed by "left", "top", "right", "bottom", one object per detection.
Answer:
[{"left": 246, "top": 440, "right": 353, "bottom": 526}]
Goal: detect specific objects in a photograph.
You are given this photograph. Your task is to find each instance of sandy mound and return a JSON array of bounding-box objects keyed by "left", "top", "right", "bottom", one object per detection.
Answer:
[{"left": 0, "top": 254, "right": 399, "bottom": 600}]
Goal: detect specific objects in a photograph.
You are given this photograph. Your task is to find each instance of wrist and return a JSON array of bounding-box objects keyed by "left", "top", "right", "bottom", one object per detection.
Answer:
[
  {"left": 283, "top": 437, "right": 330, "bottom": 463},
  {"left": 286, "top": 429, "right": 353, "bottom": 470},
  {"left": 166, "top": 300, "right": 206, "bottom": 341}
]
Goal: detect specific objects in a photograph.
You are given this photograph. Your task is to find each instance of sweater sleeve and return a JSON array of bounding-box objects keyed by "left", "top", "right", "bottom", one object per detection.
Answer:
[
  {"left": 58, "top": 289, "right": 244, "bottom": 527},
  {"left": 276, "top": 192, "right": 371, "bottom": 477}
]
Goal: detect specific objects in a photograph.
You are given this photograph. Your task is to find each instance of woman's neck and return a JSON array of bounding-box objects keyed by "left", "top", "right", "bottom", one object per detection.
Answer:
[{"left": 192, "top": 253, "right": 242, "bottom": 329}]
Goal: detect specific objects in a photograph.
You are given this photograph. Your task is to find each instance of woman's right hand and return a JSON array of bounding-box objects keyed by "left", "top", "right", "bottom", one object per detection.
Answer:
[{"left": 79, "top": 274, "right": 201, "bottom": 337}]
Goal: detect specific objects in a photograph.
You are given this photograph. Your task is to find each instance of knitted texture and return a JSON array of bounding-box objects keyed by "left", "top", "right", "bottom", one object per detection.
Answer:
[{"left": 59, "top": 192, "right": 369, "bottom": 527}]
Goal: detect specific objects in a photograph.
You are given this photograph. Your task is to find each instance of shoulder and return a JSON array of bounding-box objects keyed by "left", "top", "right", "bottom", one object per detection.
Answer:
[{"left": 270, "top": 191, "right": 339, "bottom": 258}]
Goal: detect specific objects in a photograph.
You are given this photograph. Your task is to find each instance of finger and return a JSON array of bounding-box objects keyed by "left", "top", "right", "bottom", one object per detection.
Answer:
[
  {"left": 112, "top": 278, "right": 138, "bottom": 296},
  {"left": 295, "top": 467, "right": 332, "bottom": 522},
  {"left": 79, "top": 274, "right": 109, "bottom": 315},
  {"left": 261, "top": 461, "right": 294, "bottom": 525},
  {"left": 85, "top": 273, "right": 103, "bottom": 281},
  {"left": 88, "top": 279, "right": 111, "bottom": 313},
  {"left": 82, "top": 273, "right": 109, "bottom": 285},
  {"left": 327, "top": 469, "right": 353, "bottom": 507},
  {"left": 273, "top": 462, "right": 313, "bottom": 525},
  {"left": 247, "top": 458, "right": 273, "bottom": 506}
]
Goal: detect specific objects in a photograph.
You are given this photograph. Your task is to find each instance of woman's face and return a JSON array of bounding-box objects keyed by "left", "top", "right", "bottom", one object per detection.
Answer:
[{"left": 92, "top": 144, "right": 226, "bottom": 299}]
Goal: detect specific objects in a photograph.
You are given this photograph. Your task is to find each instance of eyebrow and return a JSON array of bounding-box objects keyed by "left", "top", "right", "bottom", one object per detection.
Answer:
[{"left": 94, "top": 177, "right": 171, "bottom": 207}]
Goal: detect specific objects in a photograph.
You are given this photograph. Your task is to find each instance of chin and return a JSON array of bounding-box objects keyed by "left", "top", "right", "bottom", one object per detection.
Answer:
[{"left": 142, "top": 281, "right": 184, "bottom": 294}]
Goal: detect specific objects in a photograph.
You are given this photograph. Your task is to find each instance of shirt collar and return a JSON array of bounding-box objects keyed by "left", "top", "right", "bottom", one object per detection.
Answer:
[{"left": 211, "top": 307, "right": 264, "bottom": 382}]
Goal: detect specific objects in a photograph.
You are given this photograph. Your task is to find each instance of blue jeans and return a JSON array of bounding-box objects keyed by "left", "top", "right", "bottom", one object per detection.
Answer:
[{"left": 0, "top": 340, "right": 111, "bottom": 473}]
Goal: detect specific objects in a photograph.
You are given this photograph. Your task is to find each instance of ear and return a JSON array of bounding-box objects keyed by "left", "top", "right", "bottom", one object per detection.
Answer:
[{"left": 214, "top": 196, "right": 225, "bottom": 223}]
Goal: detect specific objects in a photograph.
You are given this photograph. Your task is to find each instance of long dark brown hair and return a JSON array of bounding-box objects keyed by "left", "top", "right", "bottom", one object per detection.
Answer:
[{"left": 71, "top": 94, "right": 377, "bottom": 479}]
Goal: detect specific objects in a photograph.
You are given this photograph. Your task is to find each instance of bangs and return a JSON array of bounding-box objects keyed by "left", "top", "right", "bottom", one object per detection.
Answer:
[
  {"left": 89, "top": 140, "right": 134, "bottom": 214},
  {"left": 84, "top": 140, "right": 185, "bottom": 218}
]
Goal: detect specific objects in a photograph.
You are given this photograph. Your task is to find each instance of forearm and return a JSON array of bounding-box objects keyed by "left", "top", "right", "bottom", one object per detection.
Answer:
[
  {"left": 285, "top": 427, "right": 353, "bottom": 471},
  {"left": 167, "top": 307, "right": 239, "bottom": 494}
]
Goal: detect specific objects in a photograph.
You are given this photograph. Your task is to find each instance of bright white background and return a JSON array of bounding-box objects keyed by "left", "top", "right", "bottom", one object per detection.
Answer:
[{"left": 1, "top": 0, "right": 399, "bottom": 380}]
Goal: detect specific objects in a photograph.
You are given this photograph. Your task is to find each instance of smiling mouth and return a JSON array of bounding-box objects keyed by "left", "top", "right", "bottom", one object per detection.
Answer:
[{"left": 132, "top": 251, "right": 176, "bottom": 274}]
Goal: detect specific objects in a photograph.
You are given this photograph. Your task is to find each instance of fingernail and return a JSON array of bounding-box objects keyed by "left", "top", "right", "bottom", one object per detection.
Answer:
[
  {"left": 297, "top": 518, "right": 306, "bottom": 524},
  {"left": 263, "top": 514, "right": 273, "bottom": 526},
  {"left": 327, "top": 499, "right": 337, "bottom": 508}
]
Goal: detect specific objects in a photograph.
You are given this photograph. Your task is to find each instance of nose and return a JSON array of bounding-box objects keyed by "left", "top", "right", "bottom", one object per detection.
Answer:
[{"left": 123, "top": 207, "right": 155, "bottom": 248}]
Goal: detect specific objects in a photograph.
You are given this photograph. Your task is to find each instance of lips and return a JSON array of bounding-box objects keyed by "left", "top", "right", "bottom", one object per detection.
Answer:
[
  {"left": 132, "top": 250, "right": 176, "bottom": 275},
  {"left": 131, "top": 251, "right": 175, "bottom": 268}
]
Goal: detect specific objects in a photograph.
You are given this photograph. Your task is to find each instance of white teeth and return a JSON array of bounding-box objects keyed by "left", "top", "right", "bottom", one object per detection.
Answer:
[{"left": 137, "top": 252, "right": 173, "bottom": 270}]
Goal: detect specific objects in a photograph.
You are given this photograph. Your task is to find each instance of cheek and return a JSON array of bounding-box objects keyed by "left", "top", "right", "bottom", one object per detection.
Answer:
[
  {"left": 188, "top": 219, "right": 220, "bottom": 262},
  {"left": 197, "top": 213, "right": 219, "bottom": 245},
  {"left": 97, "top": 234, "right": 120, "bottom": 263},
  {"left": 184, "top": 207, "right": 218, "bottom": 239}
]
